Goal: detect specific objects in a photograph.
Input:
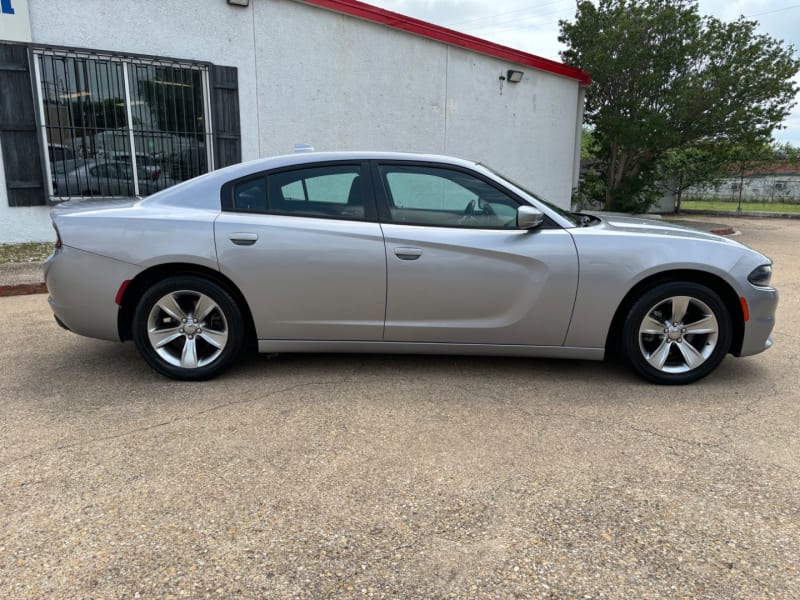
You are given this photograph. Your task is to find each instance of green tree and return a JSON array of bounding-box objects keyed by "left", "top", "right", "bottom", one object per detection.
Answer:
[
  {"left": 656, "top": 145, "right": 728, "bottom": 213},
  {"left": 772, "top": 141, "right": 800, "bottom": 159},
  {"left": 580, "top": 126, "right": 597, "bottom": 162},
  {"left": 559, "top": 0, "right": 800, "bottom": 212}
]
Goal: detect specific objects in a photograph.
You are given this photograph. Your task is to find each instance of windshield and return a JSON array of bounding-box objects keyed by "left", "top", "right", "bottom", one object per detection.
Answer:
[{"left": 479, "top": 164, "right": 582, "bottom": 226}]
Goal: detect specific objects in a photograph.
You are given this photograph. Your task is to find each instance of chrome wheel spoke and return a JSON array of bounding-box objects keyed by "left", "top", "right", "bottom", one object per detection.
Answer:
[
  {"left": 148, "top": 327, "right": 183, "bottom": 349},
  {"left": 157, "top": 293, "right": 186, "bottom": 322},
  {"left": 646, "top": 339, "right": 672, "bottom": 370},
  {"left": 199, "top": 329, "right": 227, "bottom": 349},
  {"left": 676, "top": 341, "right": 705, "bottom": 369},
  {"left": 180, "top": 337, "right": 199, "bottom": 368},
  {"left": 684, "top": 315, "right": 717, "bottom": 335},
  {"left": 670, "top": 296, "right": 690, "bottom": 324},
  {"left": 193, "top": 294, "right": 217, "bottom": 322},
  {"left": 641, "top": 315, "right": 666, "bottom": 335}
]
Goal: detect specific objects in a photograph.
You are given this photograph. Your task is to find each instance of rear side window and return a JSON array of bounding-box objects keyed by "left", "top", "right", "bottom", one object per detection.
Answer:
[
  {"left": 269, "top": 165, "right": 365, "bottom": 219},
  {"left": 233, "top": 177, "right": 267, "bottom": 211},
  {"left": 225, "top": 164, "right": 369, "bottom": 221}
]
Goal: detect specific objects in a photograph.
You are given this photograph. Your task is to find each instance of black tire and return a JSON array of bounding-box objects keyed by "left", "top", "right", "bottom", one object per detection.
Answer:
[
  {"left": 132, "top": 275, "right": 244, "bottom": 380},
  {"left": 621, "top": 282, "right": 732, "bottom": 385}
]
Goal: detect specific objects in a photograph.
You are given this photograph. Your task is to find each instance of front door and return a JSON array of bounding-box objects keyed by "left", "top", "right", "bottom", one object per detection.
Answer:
[{"left": 375, "top": 163, "right": 579, "bottom": 346}]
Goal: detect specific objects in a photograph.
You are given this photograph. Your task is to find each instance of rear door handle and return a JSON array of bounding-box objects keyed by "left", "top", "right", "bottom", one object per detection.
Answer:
[
  {"left": 228, "top": 232, "right": 258, "bottom": 246},
  {"left": 394, "top": 247, "right": 422, "bottom": 260}
]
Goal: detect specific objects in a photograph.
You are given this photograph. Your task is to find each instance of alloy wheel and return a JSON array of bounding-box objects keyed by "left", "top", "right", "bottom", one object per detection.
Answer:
[
  {"left": 146, "top": 290, "right": 229, "bottom": 369},
  {"left": 637, "top": 295, "right": 719, "bottom": 374}
]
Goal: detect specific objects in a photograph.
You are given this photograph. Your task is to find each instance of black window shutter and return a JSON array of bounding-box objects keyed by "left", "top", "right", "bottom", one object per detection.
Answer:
[
  {"left": 210, "top": 65, "right": 241, "bottom": 169},
  {"left": 0, "top": 43, "right": 46, "bottom": 207}
]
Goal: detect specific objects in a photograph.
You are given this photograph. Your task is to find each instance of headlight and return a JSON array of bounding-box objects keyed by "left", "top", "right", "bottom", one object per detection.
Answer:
[{"left": 748, "top": 264, "right": 772, "bottom": 287}]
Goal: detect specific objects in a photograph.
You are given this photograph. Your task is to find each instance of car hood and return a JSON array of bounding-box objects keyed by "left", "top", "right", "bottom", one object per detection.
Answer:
[{"left": 590, "top": 214, "right": 739, "bottom": 245}]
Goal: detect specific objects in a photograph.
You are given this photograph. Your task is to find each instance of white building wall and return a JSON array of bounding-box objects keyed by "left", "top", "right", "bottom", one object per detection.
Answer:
[
  {"left": 442, "top": 46, "right": 580, "bottom": 205},
  {"left": 255, "top": 0, "right": 449, "bottom": 155},
  {"left": 256, "top": 0, "right": 580, "bottom": 205},
  {"left": 2, "top": 0, "right": 583, "bottom": 241}
]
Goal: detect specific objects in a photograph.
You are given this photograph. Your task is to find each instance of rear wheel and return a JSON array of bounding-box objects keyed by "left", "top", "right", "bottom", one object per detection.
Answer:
[
  {"left": 132, "top": 276, "right": 244, "bottom": 380},
  {"left": 622, "top": 282, "right": 731, "bottom": 385}
]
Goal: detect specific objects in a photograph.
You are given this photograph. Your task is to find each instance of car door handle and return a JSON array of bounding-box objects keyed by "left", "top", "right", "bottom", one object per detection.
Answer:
[
  {"left": 394, "top": 247, "right": 422, "bottom": 260},
  {"left": 228, "top": 232, "right": 258, "bottom": 246}
]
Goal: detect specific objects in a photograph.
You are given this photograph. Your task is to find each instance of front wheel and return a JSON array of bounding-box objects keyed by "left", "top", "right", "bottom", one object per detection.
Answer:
[
  {"left": 132, "top": 276, "right": 244, "bottom": 380},
  {"left": 621, "top": 282, "right": 732, "bottom": 385}
]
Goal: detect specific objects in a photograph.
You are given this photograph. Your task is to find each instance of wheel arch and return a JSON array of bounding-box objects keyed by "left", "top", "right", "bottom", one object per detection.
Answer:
[
  {"left": 605, "top": 269, "right": 745, "bottom": 358},
  {"left": 117, "top": 263, "right": 257, "bottom": 349}
]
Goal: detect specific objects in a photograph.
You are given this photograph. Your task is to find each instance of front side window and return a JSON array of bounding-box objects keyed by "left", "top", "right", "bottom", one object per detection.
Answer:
[
  {"left": 34, "top": 50, "right": 212, "bottom": 201},
  {"left": 379, "top": 165, "right": 520, "bottom": 228}
]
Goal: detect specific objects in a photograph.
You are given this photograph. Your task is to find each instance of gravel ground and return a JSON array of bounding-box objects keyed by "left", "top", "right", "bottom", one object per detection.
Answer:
[{"left": 1, "top": 216, "right": 798, "bottom": 598}]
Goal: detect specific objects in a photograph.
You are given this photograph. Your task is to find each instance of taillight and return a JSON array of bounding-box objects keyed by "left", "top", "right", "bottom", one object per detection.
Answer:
[{"left": 152, "top": 168, "right": 161, "bottom": 180}]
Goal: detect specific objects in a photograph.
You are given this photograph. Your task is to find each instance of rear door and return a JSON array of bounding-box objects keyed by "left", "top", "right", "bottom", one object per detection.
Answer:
[
  {"left": 373, "top": 161, "right": 579, "bottom": 346},
  {"left": 214, "top": 161, "right": 387, "bottom": 341}
]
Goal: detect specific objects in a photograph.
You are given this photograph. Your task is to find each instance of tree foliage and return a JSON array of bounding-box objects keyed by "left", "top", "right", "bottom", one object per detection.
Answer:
[
  {"left": 772, "top": 141, "right": 800, "bottom": 159},
  {"left": 559, "top": 0, "right": 800, "bottom": 212},
  {"left": 656, "top": 145, "right": 728, "bottom": 213}
]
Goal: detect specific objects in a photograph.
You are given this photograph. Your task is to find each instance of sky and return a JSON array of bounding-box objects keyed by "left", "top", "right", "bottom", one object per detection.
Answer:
[{"left": 367, "top": 0, "right": 800, "bottom": 146}]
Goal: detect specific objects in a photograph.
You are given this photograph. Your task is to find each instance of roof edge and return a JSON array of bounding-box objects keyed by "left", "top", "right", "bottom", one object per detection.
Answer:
[{"left": 297, "top": 0, "right": 592, "bottom": 86}]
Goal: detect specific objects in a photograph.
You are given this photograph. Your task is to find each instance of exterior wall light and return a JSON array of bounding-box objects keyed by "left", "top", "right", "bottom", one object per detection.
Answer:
[{"left": 507, "top": 70, "right": 524, "bottom": 83}]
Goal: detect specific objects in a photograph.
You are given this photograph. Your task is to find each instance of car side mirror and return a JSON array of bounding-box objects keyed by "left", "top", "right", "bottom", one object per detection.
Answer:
[{"left": 517, "top": 205, "right": 544, "bottom": 229}]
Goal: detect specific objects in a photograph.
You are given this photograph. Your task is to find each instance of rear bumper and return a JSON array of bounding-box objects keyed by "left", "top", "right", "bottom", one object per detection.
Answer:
[{"left": 44, "top": 246, "right": 140, "bottom": 342}]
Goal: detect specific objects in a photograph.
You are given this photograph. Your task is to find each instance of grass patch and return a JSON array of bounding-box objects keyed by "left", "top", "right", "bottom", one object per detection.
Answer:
[
  {"left": 0, "top": 242, "right": 54, "bottom": 264},
  {"left": 681, "top": 200, "right": 800, "bottom": 213}
]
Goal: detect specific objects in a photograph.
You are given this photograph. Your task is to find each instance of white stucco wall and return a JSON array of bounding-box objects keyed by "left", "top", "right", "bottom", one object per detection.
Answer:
[
  {"left": 688, "top": 175, "right": 800, "bottom": 203},
  {"left": 256, "top": 0, "right": 581, "bottom": 204},
  {"left": 2, "top": 0, "right": 584, "bottom": 241}
]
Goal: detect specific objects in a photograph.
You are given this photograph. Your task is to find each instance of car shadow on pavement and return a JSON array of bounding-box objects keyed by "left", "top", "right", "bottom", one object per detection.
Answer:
[{"left": 12, "top": 335, "right": 773, "bottom": 413}]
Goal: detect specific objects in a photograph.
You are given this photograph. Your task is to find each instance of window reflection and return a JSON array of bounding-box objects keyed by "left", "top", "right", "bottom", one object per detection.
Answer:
[{"left": 36, "top": 51, "right": 212, "bottom": 200}]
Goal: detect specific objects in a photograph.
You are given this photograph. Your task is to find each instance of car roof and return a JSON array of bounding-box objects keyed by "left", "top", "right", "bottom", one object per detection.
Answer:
[
  {"left": 231, "top": 151, "right": 480, "bottom": 173},
  {"left": 147, "top": 151, "right": 479, "bottom": 196}
]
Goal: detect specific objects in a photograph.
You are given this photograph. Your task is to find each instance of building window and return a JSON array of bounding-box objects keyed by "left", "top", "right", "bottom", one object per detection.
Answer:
[{"left": 33, "top": 49, "right": 213, "bottom": 201}]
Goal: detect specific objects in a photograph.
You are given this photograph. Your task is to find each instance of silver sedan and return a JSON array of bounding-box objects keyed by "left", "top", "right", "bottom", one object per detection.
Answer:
[{"left": 44, "top": 152, "right": 778, "bottom": 384}]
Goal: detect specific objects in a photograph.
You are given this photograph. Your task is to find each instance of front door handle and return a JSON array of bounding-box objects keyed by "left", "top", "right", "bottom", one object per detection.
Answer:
[
  {"left": 394, "top": 247, "right": 422, "bottom": 260},
  {"left": 228, "top": 232, "right": 258, "bottom": 246}
]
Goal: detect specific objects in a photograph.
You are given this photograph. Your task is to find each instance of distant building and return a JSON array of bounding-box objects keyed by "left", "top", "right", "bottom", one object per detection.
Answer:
[
  {"left": 0, "top": 0, "right": 590, "bottom": 243},
  {"left": 687, "top": 160, "right": 800, "bottom": 204}
]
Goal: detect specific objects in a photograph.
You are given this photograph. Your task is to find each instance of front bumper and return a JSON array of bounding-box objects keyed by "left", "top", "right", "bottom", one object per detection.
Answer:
[{"left": 738, "top": 285, "right": 779, "bottom": 357}]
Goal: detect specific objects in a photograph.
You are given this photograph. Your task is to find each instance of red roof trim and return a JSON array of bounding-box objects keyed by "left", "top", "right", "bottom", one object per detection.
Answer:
[{"left": 298, "top": 0, "right": 592, "bottom": 86}]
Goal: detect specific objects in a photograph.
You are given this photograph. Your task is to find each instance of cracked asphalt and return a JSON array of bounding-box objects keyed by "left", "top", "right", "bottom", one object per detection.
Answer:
[{"left": 1, "top": 216, "right": 798, "bottom": 598}]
